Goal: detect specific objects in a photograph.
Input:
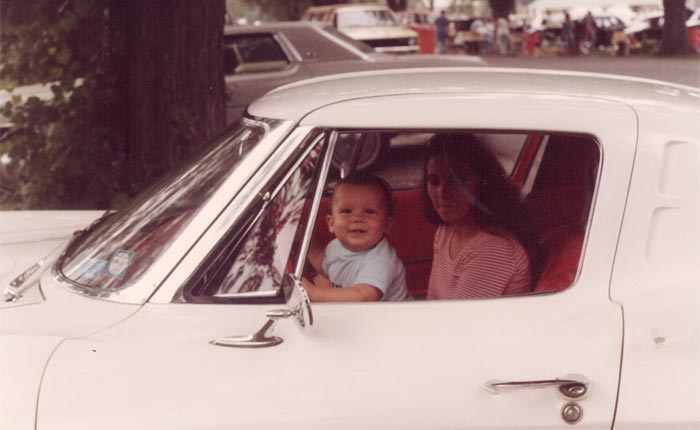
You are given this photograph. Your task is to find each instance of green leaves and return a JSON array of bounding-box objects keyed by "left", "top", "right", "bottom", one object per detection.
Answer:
[{"left": 0, "top": 0, "right": 127, "bottom": 209}]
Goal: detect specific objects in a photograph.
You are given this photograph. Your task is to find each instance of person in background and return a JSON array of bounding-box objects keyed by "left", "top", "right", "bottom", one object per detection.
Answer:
[
  {"left": 423, "top": 134, "right": 538, "bottom": 300},
  {"left": 562, "top": 12, "right": 577, "bottom": 55},
  {"left": 434, "top": 10, "right": 449, "bottom": 54},
  {"left": 582, "top": 11, "right": 597, "bottom": 54},
  {"left": 496, "top": 16, "right": 511, "bottom": 55}
]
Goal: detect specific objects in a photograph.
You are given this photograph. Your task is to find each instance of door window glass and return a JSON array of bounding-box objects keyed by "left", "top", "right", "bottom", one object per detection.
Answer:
[{"left": 186, "top": 134, "right": 324, "bottom": 301}]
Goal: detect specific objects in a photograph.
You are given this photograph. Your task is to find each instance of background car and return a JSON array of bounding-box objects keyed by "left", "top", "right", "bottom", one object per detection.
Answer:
[
  {"left": 222, "top": 21, "right": 484, "bottom": 122},
  {"left": 302, "top": 3, "right": 419, "bottom": 54},
  {"left": 397, "top": 9, "right": 436, "bottom": 53},
  {"left": 2, "top": 68, "right": 698, "bottom": 429},
  {"left": 590, "top": 14, "right": 627, "bottom": 53}
]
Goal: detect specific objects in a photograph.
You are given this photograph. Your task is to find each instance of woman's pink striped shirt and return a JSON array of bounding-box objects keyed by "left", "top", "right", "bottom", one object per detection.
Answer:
[{"left": 427, "top": 225, "right": 531, "bottom": 300}]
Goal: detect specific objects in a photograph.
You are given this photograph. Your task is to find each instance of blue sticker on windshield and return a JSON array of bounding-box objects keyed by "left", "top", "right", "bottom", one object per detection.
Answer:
[
  {"left": 79, "top": 258, "right": 108, "bottom": 280},
  {"left": 104, "top": 249, "right": 134, "bottom": 280}
]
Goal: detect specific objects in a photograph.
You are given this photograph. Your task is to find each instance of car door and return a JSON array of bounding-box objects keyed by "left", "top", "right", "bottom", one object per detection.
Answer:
[
  {"left": 38, "top": 95, "right": 636, "bottom": 429},
  {"left": 223, "top": 32, "right": 311, "bottom": 122}
]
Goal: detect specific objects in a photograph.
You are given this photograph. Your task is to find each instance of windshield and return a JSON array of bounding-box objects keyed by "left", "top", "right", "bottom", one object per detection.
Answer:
[
  {"left": 59, "top": 118, "right": 283, "bottom": 293},
  {"left": 337, "top": 10, "right": 398, "bottom": 28}
]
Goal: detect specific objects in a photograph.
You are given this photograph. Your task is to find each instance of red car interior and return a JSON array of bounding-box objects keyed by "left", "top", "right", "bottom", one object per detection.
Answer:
[{"left": 309, "top": 134, "right": 599, "bottom": 299}]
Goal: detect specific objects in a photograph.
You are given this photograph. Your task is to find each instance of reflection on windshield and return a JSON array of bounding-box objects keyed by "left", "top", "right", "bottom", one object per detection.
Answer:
[
  {"left": 59, "top": 118, "right": 282, "bottom": 294},
  {"left": 214, "top": 143, "right": 322, "bottom": 295},
  {"left": 338, "top": 10, "right": 398, "bottom": 28}
]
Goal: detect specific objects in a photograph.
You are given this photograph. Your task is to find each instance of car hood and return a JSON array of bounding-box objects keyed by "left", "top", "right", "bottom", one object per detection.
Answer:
[
  {"left": 0, "top": 210, "right": 104, "bottom": 287},
  {"left": 341, "top": 26, "right": 418, "bottom": 41}
]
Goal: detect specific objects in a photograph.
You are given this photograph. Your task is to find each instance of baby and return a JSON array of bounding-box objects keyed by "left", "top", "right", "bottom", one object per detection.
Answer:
[{"left": 303, "top": 173, "right": 409, "bottom": 302}]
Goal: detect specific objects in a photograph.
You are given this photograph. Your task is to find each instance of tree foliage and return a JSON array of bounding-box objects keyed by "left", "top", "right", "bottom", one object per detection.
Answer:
[
  {"left": 0, "top": 0, "right": 225, "bottom": 209},
  {"left": 1, "top": 0, "right": 128, "bottom": 208}
]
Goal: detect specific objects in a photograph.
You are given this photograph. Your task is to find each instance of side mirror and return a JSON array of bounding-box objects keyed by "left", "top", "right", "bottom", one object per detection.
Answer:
[
  {"left": 281, "top": 273, "right": 314, "bottom": 329},
  {"left": 210, "top": 273, "right": 312, "bottom": 348}
]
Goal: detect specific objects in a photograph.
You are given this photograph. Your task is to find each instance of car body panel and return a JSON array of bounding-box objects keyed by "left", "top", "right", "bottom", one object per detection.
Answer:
[
  {"left": 39, "top": 294, "right": 621, "bottom": 429},
  {"left": 4, "top": 68, "right": 699, "bottom": 428},
  {"left": 0, "top": 210, "right": 103, "bottom": 286},
  {"left": 1, "top": 271, "right": 140, "bottom": 430},
  {"left": 39, "top": 80, "right": 639, "bottom": 429},
  {"left": 341, "top": 25, "right": 417, "bottom": 42},
  {"left": 609, "top": 93, "right": 700, "bottom": 428},
  {"left": 249, "top": 67, "right": 700, "bottom": 122}
]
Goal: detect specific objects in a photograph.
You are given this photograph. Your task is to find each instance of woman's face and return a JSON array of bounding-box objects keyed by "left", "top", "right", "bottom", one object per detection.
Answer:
[{"left": 426, "top": 155, "right": 478, "bottom": 224}]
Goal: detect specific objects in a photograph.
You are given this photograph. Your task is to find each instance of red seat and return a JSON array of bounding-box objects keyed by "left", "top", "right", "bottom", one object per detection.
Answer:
[
  {"left": 534, "top": 227, "right": 584, "bottom": 292},
  {"left": 524, "top": 135, "right": 598, "bottom": 293}
]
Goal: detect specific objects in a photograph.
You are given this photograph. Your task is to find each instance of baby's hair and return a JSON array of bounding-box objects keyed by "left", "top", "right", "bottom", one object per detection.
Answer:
[{"left": 332, "top": 172, "right": 394, "bottom": 216}]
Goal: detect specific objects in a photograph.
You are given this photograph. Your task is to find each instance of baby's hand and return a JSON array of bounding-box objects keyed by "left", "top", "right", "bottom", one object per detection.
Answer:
[
  {"left": 301, "top": 274, "right": 332, "bottom": 302},
  {"left": 312, "top": 273, "right": 332, "bottom": 289}
]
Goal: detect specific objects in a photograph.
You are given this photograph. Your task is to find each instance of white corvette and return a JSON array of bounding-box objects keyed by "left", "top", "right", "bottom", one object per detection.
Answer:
[{"left": 2, "top": 68, "right": 699, "bottom": 429}]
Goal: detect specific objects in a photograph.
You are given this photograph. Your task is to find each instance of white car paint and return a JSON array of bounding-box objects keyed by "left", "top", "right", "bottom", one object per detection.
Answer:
[
  {"left": 1, "top": 69, "right": 699, "bottom": 429},
  {"left": 0, "top": 211, "right": 103, "bottom": 285}
]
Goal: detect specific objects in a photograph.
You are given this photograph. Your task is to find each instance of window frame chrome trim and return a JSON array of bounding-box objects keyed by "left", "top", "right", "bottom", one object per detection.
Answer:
[
  {"left": 149, "top": 125, "right": 319, "bottom": 304},
  {"left": 188, "top": 130, "right": 327, "bottom": 301}
]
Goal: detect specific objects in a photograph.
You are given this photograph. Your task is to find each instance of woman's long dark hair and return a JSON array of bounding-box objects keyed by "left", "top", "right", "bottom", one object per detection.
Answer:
[{"left": 422, "top": 133, "right": 540, "bottom": 283}]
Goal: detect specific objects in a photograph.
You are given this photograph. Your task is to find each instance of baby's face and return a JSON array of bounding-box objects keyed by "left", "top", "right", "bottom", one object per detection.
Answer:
[{"left": 327, "top": 183, "right": 392, "bottom": 252}]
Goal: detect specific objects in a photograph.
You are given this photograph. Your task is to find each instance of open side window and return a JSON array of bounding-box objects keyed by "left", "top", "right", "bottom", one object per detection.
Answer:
[
  {"left": 308, "top": 130, "right": 599, "bottom": 300},
  {"left": 182, "top": 129, "right": 599, "bottom": 303}
]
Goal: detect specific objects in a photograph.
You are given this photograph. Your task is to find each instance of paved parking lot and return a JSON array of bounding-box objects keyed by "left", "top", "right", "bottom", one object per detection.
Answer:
[{"left": 481, "top": 54, "right": 700, "bottom": 87}]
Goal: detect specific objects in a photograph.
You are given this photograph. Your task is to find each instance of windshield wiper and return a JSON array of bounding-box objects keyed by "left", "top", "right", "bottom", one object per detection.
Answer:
[{"left": 55, "top": 210, "right": 117, "bottom": 271}]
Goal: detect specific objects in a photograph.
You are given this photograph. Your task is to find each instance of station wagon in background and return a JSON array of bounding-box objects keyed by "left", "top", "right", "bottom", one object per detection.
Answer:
[
  {"left": 222, "top": 21, "right": 483, "bottom": 122},
  {"left": 1, "top": 68, "right": 699, "bottom": 429},
  {"left": 302, "top": 3, "right": 419, "bottom": 54}
]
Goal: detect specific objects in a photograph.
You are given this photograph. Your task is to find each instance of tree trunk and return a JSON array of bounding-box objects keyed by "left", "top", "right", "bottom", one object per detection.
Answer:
[
  {"left": 488, "top": 0, "right": 514, "bottom": 18},
  {"left": 126, "top": 0, "right": 225, "bottom": 193},
  {"left": 386, "top": 0, "right": 408, "bottom": 12},
  {"left": 659, "top": 0, "right": 694, "bottom": 56}
]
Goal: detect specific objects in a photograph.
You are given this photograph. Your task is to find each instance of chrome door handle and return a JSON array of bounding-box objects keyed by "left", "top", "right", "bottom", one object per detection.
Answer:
[{"left": 485, "top": 375, "right": 590, "bottom": 399}]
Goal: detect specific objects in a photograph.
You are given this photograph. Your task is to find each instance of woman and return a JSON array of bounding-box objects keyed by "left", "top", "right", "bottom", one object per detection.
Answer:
[{"left": 423, "top": 134, "right": 538, "bottom": 299}]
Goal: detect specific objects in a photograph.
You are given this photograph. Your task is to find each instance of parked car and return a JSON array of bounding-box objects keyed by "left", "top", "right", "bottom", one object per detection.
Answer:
[
  {"left": 302, "top": 3, "right": 419, "bottom": 54},
  {"left": 222, "top": 21, "right": 484, "bottom": 122},
  {"left": 0, "top": 82, "right": 55, "bottom": 136},
  {"left": 397, "top": 9, "right": 436, "bottom": 53},
  {"left": 2, "top": 68, "right": 699, "bottom": 429},
  {"left": 589, "top": 14, "right": 627, "bottom": 53}
]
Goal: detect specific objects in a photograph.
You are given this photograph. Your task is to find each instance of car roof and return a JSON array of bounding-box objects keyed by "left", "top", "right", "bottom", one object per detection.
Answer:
[
  {"left": 307, "top": 3, "right": 393, "bottom": 12},
  {"left": 248, "top": 67, "right": 700, "bottom": 121},
  {"left": 224, "top": 21, "right": 328, "bottom": 35}
]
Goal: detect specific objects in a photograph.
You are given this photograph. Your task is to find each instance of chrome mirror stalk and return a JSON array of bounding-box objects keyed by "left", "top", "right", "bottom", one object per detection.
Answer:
[{"left": 210, "top": 274, "right": 313, "bottom": 348}]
